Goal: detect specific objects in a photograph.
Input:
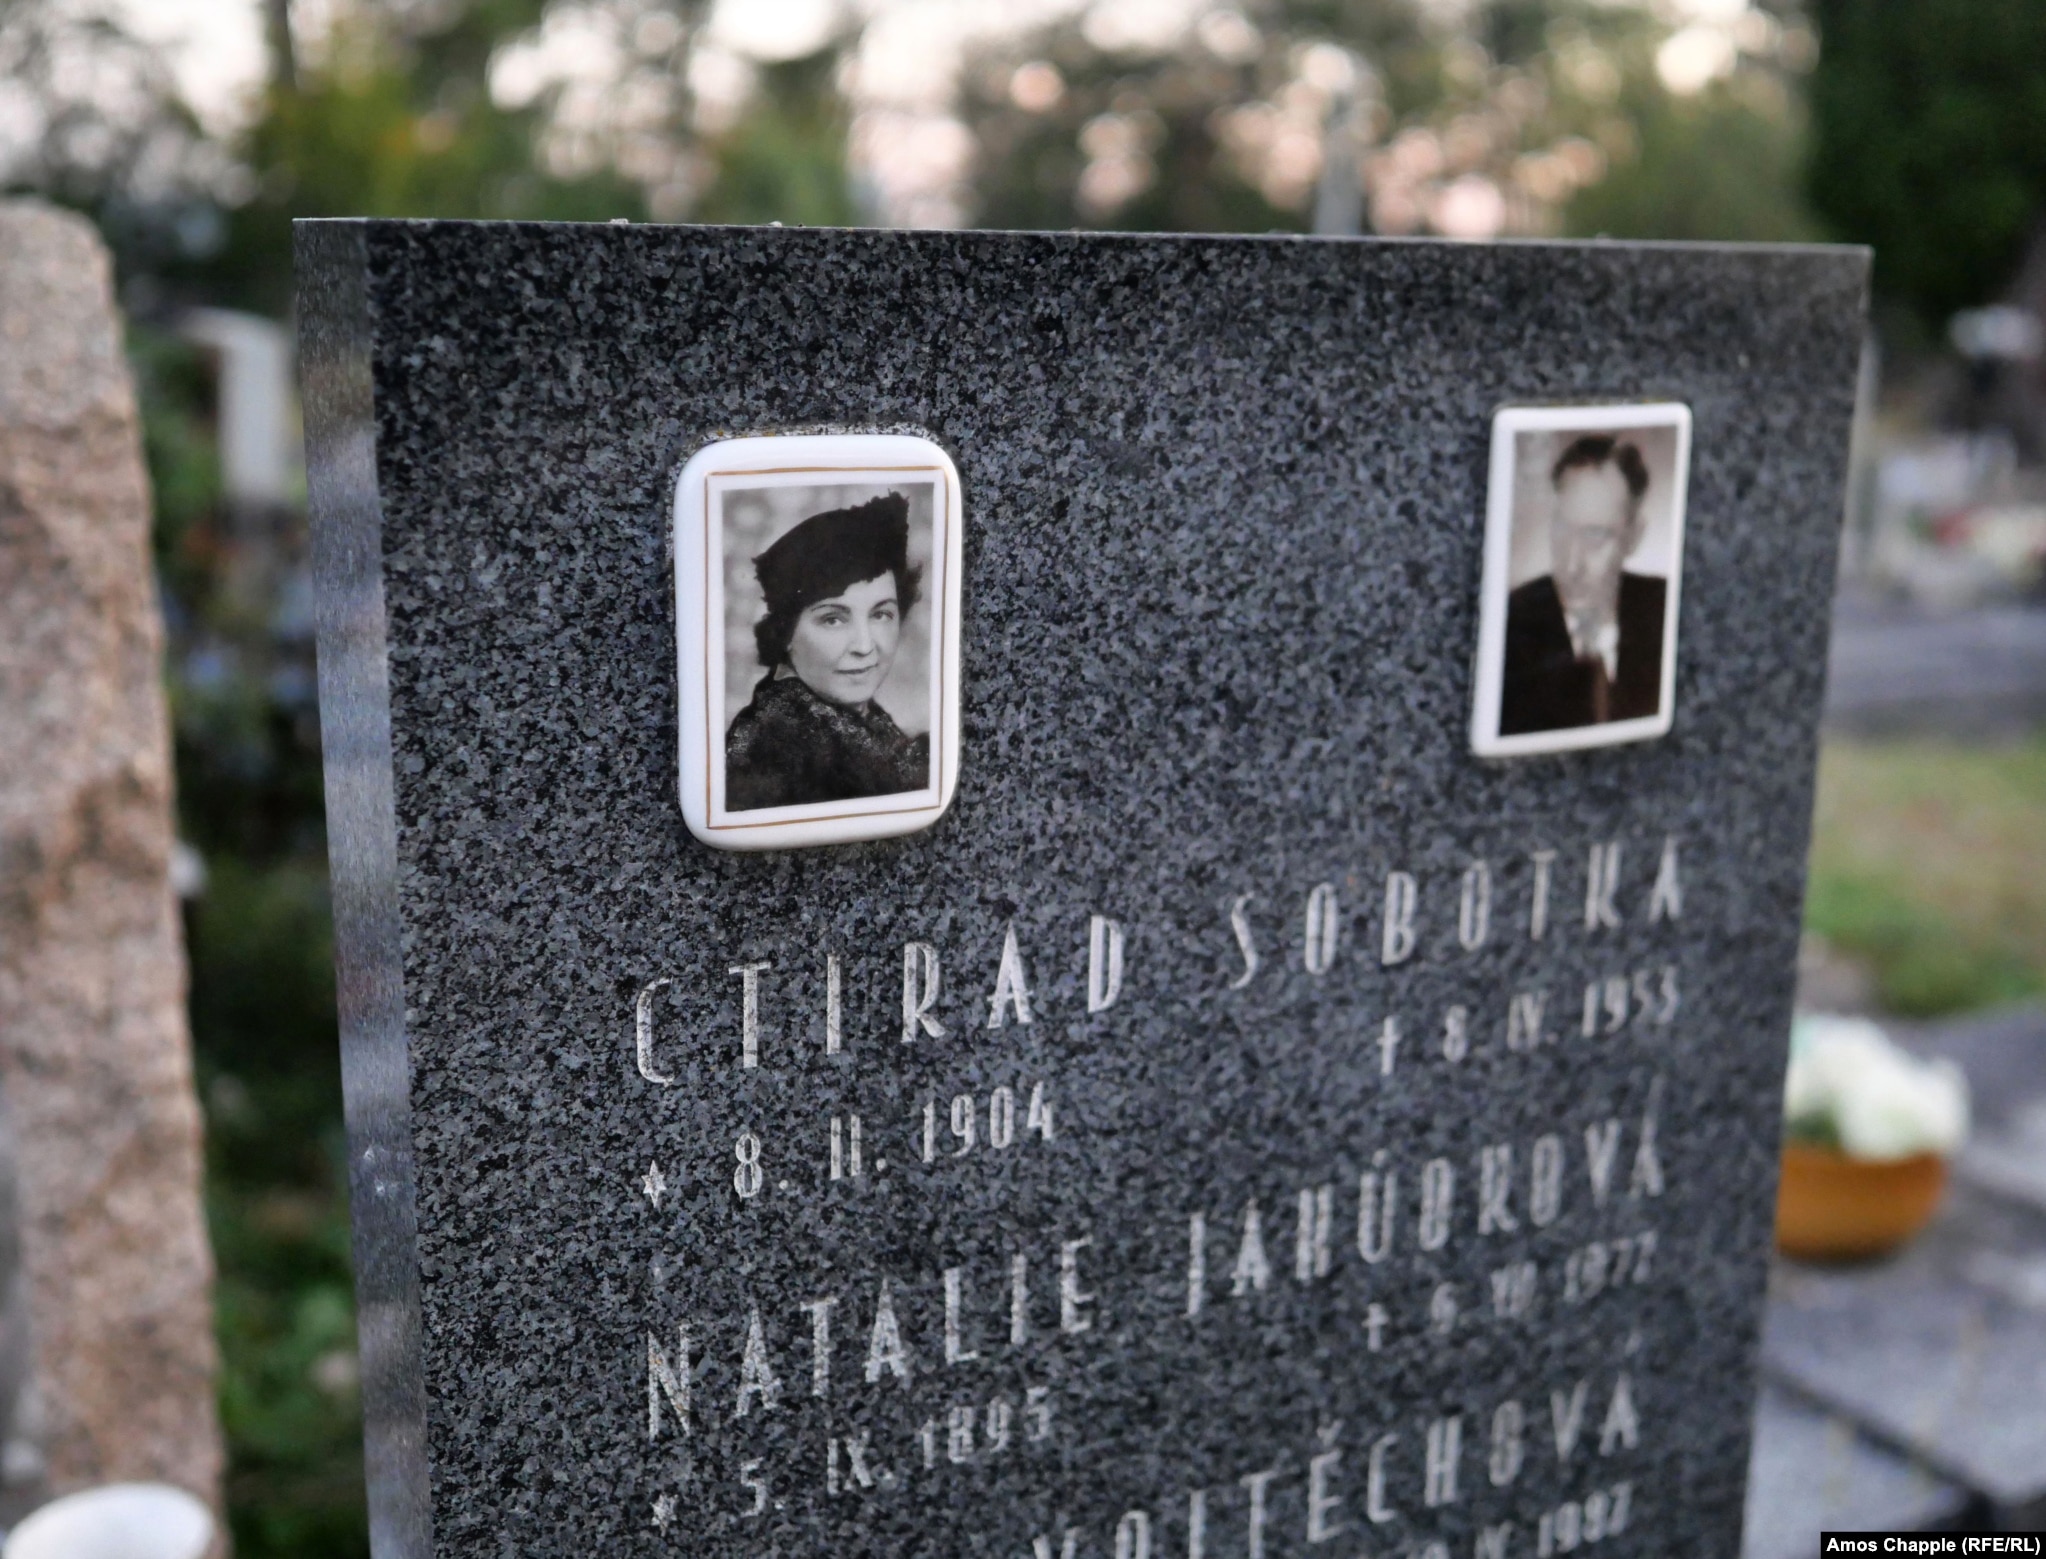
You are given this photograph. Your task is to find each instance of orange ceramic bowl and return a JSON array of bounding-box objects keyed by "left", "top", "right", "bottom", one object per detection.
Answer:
[{"left": 1775, "top": 1142, "right": 1947, "bottom": 1261}]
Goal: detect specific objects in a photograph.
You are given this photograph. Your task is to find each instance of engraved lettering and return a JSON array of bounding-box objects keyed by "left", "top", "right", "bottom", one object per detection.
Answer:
[
  {"left": 1229, "top": 894, "right": 1260, "bottom": 989},
  {"left": 1584, "top": 842, "right": 1622, "bottom": 932},
  {"left": 1443, "top": 1004, "right": 1470, "bottom": 1062},
  {"left": 1584, "top": 1119, "right": 1623, "bottom": 1207},
  {"left": 1060, "top": 1237, "right": 1096, "bottom": 1333},
  {"left": 647, "top": 1324, "right": 689, "bottom": 1439},
  {"left": 1529, "top": 848, "right": 1557, "bottom": 941},
  {"left": 1366, "top": 1434, "right": 1399, "bottom": 1523},
  {"left": 987, "top": 924, "right": 1035, "bottom": 1028},
  {"left": 1295, "top": 1184, "right": 1334, "bottom": 1281},
  {"left": 1232, "top": 1200, "right": 1272, "bottom": 1295},
  {"left": 1011, "top": 1254, "right": 1029, "bottom": 1345},
  {"left": 1529, "top": 1134, "right": 1565, "bottom": 1227},
  {"left": 729, "top": 961, "right": 772, "bottom": 1068},
  {"left": 1365, "top": 1303, "right": 1389, "bottom": 1353},
  {"left": 1600, "top": 1374, "right": 1640, "bottom": 1455},
  {"left": 801, "top": 1297, "right": 835, "bottom": 1398},
  {"left": 902, "top": 941, "right": 945, "bottom": 1043},
  {"left": 1648, "top": 835, "right": 1683, "bottom": 922},
  {"left": 945, "top": 1266, "right": 981, "bottom": 1365},
  {"left": 825, "top": 952, "right": 843, "bottom": 1054},
  {"left": 1425, "top": 1415, "right": 1462, "bottom": 1506},
  {"left": 1459, "top": 860, "right": 1492, "bottom": 951},
  {"left": 1381, "top": 871, "right": 1418, "bottom": 965},
  {"left": 1552, "top": 1379, "right": 1589, "bottom": 1462},
  {"left": 1115, "top": 1510, "right": 1153, "bottom": 1559},
  {"left": 739, "top": 1458, "right": 766, "bottom": 1517},
  {"left": 1419, "top": 1159, "right": 1455, "bottom": 1251},
  {"left": 1089, "top": 915, "right": 1127, "bottom": 1013},
  {"left": 1240, "top": 1466, "right": 1281, "bottom": 1559},
  {"left": 1490, "top": 1400, "right": 1525, "bottom": 1487},
  {"left": 1308, "top": 1422, "right": 1346, "bottom": 1543},
  {"left": 1304, "top": 882, "right": 1340, "bottom": 975},
  {"left": 865, "top": 1281, "right": 911, "bottom": 1385},
  {"left": 1479, "top": 1144, "right": 1518, "bottom": 1235},
  {"left": 1358, "top": 1161, "right": 1396, "bottom": 1263},
  {"left": 1631, "top": 1109, "right": 1665, "bottom": 1199},
  {"left": 635, "top": 977, "right": 675, "bottom": 1085},
  {"left": 1507, "top": 991, "right": 1546, "bottom": 1051},
  {"left": 735, "top": 1307, "right": 782, "bottom": 1416}
]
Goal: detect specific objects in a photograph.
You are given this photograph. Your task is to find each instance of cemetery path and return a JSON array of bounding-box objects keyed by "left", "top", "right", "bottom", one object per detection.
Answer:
[
  {"left": 1825, "top": 593, "right": 2046, "bottom": 735},
  {"left": 1747, "top": 1004, "right": 2046, "bottom": 1552}
]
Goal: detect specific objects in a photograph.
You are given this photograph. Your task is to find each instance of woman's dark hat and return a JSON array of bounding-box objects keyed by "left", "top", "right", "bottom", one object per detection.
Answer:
[{"left": 752, "top": 493, "right": 921, "bottom": 668}]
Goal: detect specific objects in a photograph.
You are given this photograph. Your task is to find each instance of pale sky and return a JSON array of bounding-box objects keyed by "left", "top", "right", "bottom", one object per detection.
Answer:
[
  {"left": 119, "top": 0, "right": 1758, "bottom": 129},
  {"left": 109, "top": 0, "right": 1092, "bottom": 127},
  {"left": 109, "top": 0, "right": 269, "bottom": 135},
  {"left": 112, "top": 0, "right": 1754, "bottom": 229}
]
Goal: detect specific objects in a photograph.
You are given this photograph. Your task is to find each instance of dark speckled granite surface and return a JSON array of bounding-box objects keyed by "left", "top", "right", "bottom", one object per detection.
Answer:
[{"left": 297, "top": 221, "right": 1866, "bottom": 1559}]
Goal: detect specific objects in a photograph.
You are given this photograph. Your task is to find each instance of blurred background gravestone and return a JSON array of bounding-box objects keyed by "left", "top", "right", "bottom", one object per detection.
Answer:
[{"left": 0, "top": 201, "right": 224, "bottom": 1523}]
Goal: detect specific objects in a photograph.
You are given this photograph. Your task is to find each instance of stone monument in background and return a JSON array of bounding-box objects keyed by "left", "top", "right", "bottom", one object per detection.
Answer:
[{"left": 0, "top": 201, "right": 223, "bottom": 1519}]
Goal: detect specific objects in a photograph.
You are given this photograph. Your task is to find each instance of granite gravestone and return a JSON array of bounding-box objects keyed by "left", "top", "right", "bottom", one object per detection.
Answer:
[{"left": 297, "top": 220, "right": 1866, "bottom": 1558}]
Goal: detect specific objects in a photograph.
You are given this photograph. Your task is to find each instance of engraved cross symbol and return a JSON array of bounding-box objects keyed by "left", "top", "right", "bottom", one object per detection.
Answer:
[
  {"left": 642, "top": 1161, "right": 667, "bottom": 1209},
  {"left": 652, "top": 1493, "right": 677, "bottom": 1533}
]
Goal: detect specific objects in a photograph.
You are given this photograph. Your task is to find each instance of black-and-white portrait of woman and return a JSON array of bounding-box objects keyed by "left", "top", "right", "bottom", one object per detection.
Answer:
[
  {"left": 676, "top": 433, "right": 962, "bottom": 852},
  {"left": 724, "top": 493, "right": 931, "bottom": 811}
]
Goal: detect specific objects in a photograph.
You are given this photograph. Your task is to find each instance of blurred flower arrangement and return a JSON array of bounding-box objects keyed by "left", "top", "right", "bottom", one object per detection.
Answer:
[
  {"left": 1778, "top": 1013, "right": 1971, "bottom": 1261},
  {"left": 1784, "top": 1012, "right": 1970, "bottom": 1161}
]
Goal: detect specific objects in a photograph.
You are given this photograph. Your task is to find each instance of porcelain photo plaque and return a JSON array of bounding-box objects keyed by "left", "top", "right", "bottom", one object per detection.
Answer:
[
  {"left": 675, "top": 432, "right": 963, "bottom": 850},
  {"left": 1471, "top": 403, "right": 1692, "bottom": 758}
]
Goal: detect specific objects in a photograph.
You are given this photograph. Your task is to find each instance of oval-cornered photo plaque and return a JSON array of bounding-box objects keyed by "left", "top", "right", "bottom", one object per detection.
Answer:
[{"left": 675, "top": 432, "right": 964, "bottom": 850}]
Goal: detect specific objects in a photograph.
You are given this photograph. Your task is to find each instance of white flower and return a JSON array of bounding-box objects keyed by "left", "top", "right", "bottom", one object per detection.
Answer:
[{"left": 1785, "top": 1013, "right": 1970, "bottom": 1160}]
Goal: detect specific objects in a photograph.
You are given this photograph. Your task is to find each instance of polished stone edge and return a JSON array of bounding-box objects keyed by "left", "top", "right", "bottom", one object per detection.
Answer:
[{"left": 295, "top": 217, "right": 433, "bottom": 1559}]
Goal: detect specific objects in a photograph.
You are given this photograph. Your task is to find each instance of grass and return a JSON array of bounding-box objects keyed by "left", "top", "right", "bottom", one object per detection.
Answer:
[
  {"left": 1806, "top": 735, "right": 2046, "bottom": 1016},
  {"left": 187, "top": 857, "right": 367, "bottom": 1559}
]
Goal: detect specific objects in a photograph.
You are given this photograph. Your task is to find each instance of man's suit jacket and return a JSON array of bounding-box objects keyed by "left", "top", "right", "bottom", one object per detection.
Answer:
[{"left": 1499, "top": 572, "right": 1667, "bottom": 736}]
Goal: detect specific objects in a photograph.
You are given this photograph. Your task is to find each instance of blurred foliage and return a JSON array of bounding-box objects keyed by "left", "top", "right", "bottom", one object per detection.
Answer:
[
  {"left": 961, "top": 0, "right": 1451, "bottom": 234},
  {"left": 958, "top": 0, "right": 1818, "bottom": 245},
  {"left": 1807, "top": 0, "right": 2046, "bottom": 328},
  {"left": 1564, "top": 67, "right": 1816, "bottom": 242},
  {"left": 1806, "top": 737, "right": 2046, "bottom": 1016},
  {"left": 189, "top": 860, "right": 358, "bottom": 1558},
  {"left": 693, "top": 46, "right": 859, "bottom": 228},
  {"left": 206, "top": 2, "right": 658, "bottom": 316},
  {"left": 0, "top": 1, "right": 222, "bottom": 277}
]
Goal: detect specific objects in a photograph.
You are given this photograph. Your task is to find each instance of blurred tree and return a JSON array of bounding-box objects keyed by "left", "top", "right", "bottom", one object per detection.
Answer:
[
  {"left": 1560, "top": 17, "right": 1817, "bottom": 243},
  {"left": 1807, "top": 0, "right": 2046, "bottom": 324},
  {"left": 693, "top": 43, "right": 861, "bottom": 228},
  {"left": 0, "top": 0, "right": 222, "bottom": 274},
  {"left": 958, "top": 0, "right": 1816, "bottom": 244},
  {"left": 961, "top": 1, "right": 1445, "bottom": 235},
  {"left": 203, "top": 0, "right": 681, "bottom": 315}
]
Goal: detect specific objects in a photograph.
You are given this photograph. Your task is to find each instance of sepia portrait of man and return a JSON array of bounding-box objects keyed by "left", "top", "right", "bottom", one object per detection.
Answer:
[
  {"left": 1500, "top": 434, "right": 1666, "bottom": 734},
  {"left": 1472, "top": 405, "right": 1690, "bottom": 757}
]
